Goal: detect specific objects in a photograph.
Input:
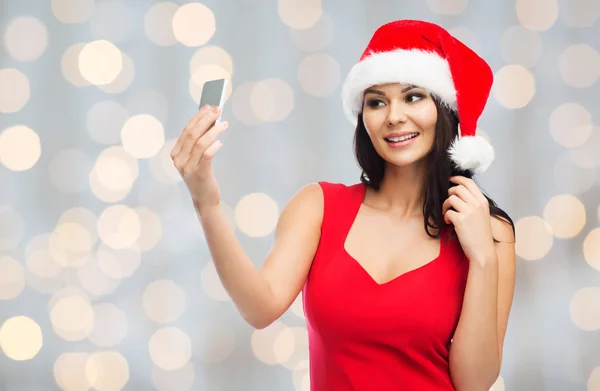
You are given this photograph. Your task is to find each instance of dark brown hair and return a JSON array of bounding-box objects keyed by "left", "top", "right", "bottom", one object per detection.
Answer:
[{"left": 353, "top": 96, "right": 515, "bottom": 242}]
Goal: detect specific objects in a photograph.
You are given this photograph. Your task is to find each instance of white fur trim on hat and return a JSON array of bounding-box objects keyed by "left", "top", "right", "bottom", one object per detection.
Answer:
[
  {"left": 448, "top": 134, "right": 495, "bottom": 173},
  {"left": 341, "top": 49, "right": 457, "bottom": 124}
]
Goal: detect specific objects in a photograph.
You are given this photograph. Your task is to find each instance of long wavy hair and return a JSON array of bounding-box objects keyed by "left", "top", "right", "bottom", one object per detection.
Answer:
[{"left": 353, "top": 97, "right": 515, "bottom": 242}]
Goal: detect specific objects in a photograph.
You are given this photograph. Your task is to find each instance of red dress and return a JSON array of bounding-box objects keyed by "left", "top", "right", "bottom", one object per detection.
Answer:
[{"left": 302, "top": 182, "right": 469, "bottom": 391}]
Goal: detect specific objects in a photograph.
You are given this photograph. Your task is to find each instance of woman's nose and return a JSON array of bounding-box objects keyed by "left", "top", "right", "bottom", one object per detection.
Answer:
[{"left": 386, "top": 101, "right": 409, "bottom": 126}]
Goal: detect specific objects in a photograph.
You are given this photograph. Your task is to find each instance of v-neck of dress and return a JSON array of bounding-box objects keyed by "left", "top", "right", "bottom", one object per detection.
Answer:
[{"left": 341, "top": 183, "right": 448, "bottom": 287}]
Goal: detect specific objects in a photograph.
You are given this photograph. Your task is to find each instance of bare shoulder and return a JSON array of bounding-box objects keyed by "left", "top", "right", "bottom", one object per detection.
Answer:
[
  {"left": 290, "top": 182, "right": 324, "bottom": 207},
  {"left": 274, "top": 182, "right": 324, "bottom": 236},
  {"left": 490, "top": 215, "right": 515, "bottom": 244}
]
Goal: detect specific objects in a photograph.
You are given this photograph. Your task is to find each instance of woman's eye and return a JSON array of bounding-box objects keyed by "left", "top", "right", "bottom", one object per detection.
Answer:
[
  {"left": 406, "top": 93, "right": 425, "bottom": 103},
  {"left": 366, "top": 99, "right": 383, "bottom": 108}
]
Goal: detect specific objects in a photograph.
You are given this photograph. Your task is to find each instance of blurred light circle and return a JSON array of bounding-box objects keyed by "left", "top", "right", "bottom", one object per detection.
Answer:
[
  {"left": 49, "top": 221, "right": 94, "bottom": 268},
  {"left": 3, "top": 16, "right": 48, "bottom": 61},
  {"left": 0, "top": 256, "right": 25, "bottom": 300},
  {"left": 492, "top": 65, "right": 536, "bottom": 109},
  {"left": 89, "top": 146, "right": 139, "bottom": 203},
  {"left": 559, "top": 44, "right": 600, "bottom": 88},
  {"left": 298, "top": 53, "right": 341, "bottom": 97},
  {"left": 25, "top": 234, "right": 64, "bottom": 279},
  {"left": 278, "top": 0, "right": 323, "bottom": 29},
  {"left": 570, "top": 287, "right": 600, "bottom": 331},
  {"left": 97, "top": 205, "right": 141, "bottom": 250},
  {"left": 543, "top": 194, "right": 586, "bottom": 238},
  {"left": 0, "top": 316, "right": 43, "bottom": 361},
  {"left": 584, "top": 228, "right": 600, "bottom": 272},
  {"left": 54, "top": 353, "right": 91, "bottom": 391},
  {"left": 149, "top": 327, "right": 192, "bottom": 371},
  {"left": 143, "top": 279, "right": 186, "bottom": 324},
  {"left": 549, "top": 103, "right": 593, "bottom": 148},
  {"left": 96, "top": 244, "right": 142, "bottom": 279},
  {"left": 52, "top": 0, "right": 95, "bottom": 23},
  {"left": 232, "top": 82, "right": 263, "bottom": 126},
  {"left": 78, "top": 40, "right": 123, "bottom": 86},
  {"left": 148, "top": 139, "right": 183, "bottom": 184},
  {"left": 77, "top": 257, "right": 121, "bottom": 297},
  {"left": 134, "top": 207, "right": 163, "bottom": 251},
  {"left": 569, "top": 126, "right": 600, "bottom": 169},
  {"left": 278, "top": 326, "right": 309, "bottom": 370},
  {"left": 145, "top": 2, "right": 179, "bottom": 46},
  {"left": 250, "top": 78, "right": 294, "bottom": 123},
  {"left": 121, "top": 114, "right": 165, "bottom": 159},
  {"left": 516, "top": 0, "right": 559, "bottom": 31},
  {"left": 561, "top": 0, "right": 600, "bottom": 27},
  {"left": 50, "top": 295, "right": 95, "bottom": 341},
  {"left": 87, "top": 303, "right": 128, "bottom": 347},
  {"left": 251, "top": 320, "right": 289, "bottom": 365},
  {"left": 514, "top": 216, "right": 553, "bottom": 261},
  {"left": 85, "top": 351, "right": 130, "bottom": 391},
  {"left": 172, "top": 3, "right": 215, "bottom": 47},
  {"left": 0, "top": 125, "right": 41, "bottom": 171},
  {"left": 94, "top": 161, "right": 127, "bottom": 194},
  {"left": 235, "top": 193, "right": 280, "bottom": 237},
  {"left": 0, "top": 68, "right": 30, "bottom": 113},
  {"left": 97, "top": 52, "right": 135, "bottom": 94},
  {"left": 62, "top": 44, "right": 91, "bottom": 87},
  {"left": 190, "top": 46, "right": 233, "bottom": 78}
]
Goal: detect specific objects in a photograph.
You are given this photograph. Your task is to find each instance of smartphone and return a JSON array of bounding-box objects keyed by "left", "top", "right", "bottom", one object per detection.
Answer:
[{"left": 199, "top": 78, "right": 228, "bottom": 123}]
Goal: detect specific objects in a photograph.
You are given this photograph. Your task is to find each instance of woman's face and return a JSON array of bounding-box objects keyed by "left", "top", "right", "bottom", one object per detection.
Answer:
[{"left": 361, "top": 83, "right": 438, "bottom": 169}]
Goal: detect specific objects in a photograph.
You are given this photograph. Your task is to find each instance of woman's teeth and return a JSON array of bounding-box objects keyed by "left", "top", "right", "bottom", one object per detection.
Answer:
[{"left": 386, "top": 133, "right": 418, "bottom": 142}]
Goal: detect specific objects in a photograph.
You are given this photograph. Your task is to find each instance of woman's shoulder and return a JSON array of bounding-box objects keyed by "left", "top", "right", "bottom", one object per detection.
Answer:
[{"left": 289, "top": 181, "right": 364, "bottom": 210}]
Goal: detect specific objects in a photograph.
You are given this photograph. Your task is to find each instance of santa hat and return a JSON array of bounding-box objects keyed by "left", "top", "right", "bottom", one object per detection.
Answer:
[{"left": 341, "top": 20, "right": 495, "bottom": 174}]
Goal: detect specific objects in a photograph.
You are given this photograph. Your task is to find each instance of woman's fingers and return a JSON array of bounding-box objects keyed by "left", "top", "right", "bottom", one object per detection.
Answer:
[
  {"left": 179, "top": 107, "right": 221, "bottom": 158},
  {"left": 171, "top": 104, "right": 212, "bottom": 158},
  {"left": 172, "top": 107, "right": 222, "bottom": 171},
  {"left": 182, "top": 121, "right": 229, "bottom": 176}
]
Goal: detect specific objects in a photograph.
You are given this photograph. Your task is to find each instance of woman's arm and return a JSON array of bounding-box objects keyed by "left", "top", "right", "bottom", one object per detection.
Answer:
[
  {"left": 198, "top": 183, "right": 324, "bottom": 329},
  {"left": 442, "top": 176, "right": 517, "bottom": 391},
  {"left": 448, "top": 216, "right": 516, "bottom": 391}
]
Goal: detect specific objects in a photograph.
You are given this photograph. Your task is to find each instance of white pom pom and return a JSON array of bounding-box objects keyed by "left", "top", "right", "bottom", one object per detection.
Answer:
[{"left": 448, "top": 135, "right": 495, "bottom": 174}]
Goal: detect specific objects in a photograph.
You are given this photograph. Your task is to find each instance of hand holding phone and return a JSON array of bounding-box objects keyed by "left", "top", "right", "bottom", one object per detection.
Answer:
[{"left": 170, "top": 79, "right": 229, "bottom": 214}]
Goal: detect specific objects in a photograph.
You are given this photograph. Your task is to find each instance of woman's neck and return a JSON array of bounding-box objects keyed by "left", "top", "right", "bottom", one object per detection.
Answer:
[{"left": 365, "top": 163, "right": 428, "bottom": 219}]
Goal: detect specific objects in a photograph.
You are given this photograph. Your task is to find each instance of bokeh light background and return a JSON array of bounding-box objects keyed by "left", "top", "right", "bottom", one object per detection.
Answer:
[{"left": 1, "top": 0, "right": 600, "bottom": 390}]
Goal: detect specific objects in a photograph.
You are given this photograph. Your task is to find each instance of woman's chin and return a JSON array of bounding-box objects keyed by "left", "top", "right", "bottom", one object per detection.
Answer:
[{"left": 383, "top": 154, "right": 428, "bottom": 169}]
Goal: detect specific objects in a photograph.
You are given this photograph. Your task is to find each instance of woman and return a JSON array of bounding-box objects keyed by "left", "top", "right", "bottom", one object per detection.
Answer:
[{"left": 171, "top": 20, "right": 516, "bottom": 391}]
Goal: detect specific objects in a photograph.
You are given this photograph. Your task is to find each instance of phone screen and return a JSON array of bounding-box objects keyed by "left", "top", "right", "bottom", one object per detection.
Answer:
[{"left": 199, "top": 79, "right": 226, "bottom": 109}]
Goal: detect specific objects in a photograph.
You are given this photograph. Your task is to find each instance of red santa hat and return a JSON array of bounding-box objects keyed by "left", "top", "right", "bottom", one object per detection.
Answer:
[{"left": 341, "top": 20, "right": 495, "bottom": 174}]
